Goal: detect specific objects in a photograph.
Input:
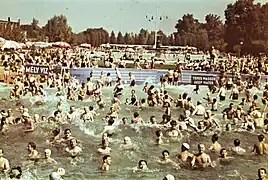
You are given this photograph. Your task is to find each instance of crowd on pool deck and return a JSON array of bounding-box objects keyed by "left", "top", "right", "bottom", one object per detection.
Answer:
[{"left": 1, "top": 49, "right": 268, "bottom": 179}]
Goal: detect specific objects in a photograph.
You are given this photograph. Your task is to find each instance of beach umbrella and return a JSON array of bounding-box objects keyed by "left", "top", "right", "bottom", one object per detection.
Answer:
[
  {"left": 52, "top": 42, "right": 71, "bottom": 48},
  {"left": 1, "top": 40, "right": 22, "bottom": 50},
  {"left": 19, "top": 42, "right": 27, "bottom": 49},
  {"left": 80, "top": 43, "right": 91, "bottom": 49}
]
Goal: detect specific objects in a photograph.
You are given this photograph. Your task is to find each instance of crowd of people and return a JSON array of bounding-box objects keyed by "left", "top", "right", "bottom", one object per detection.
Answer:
[{"left": 0, "top": 48, "right": 268, "bottom": 180}]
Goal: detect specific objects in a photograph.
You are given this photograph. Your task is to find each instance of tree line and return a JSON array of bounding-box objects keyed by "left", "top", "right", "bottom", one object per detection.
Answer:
[{"left": 1, "top": 0, "right": 268, "bottom": 55}]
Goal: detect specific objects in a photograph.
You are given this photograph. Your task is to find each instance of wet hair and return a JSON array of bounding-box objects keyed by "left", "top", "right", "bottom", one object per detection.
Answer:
[
  {"left": 163, "top": 90, "right": 167, "bottom": 95},
  {"left": 182, "top": 93, "right": 188, "bottom": 99},
  {"left": 155, "top": 130, "right": 162, "bottom": 137},
  {"left": 220, "top": 148, "right": 226, "bottom": 155},
  {"left": 150, "top": 116, "right": 155, "bottom": 121},
  {"left": 52, "top": 128, "right": 61, "bottom": 136},
  {"left": 212, "top": 134, "right": 219, "bottom": 143},
  {"left": 187, "top": 97, "right": 191, "bottom": 101},
  {"left": 108, "top": 119, "right": 115, "bottom": 126},
  {"left": 170, "top": 120, "right": 177, "bottom": 126},
  {"left": 138, "top": 160, "right": 147, "bottom": 166},
  {"left": 258, "top": 134, "right": 265, "bottom": 142},
  {"left": 89, "top": 106, "right": 94, "bottom": 111},
  {"left": 1, "top": 117, "right": 6, "bottom": 126},
  {"left": 162, "top": 150, "right": 169, "bottom": 156},
  {"left": 102, "top": 139, "right": 107, "bottom": 145},
  {"left": 64, "top": 129, "right": 71, "bottom": 134},
  {"left": 9, "top": 166, "right": 22, "bottom": 179},
  {"left": 258, "top": 168, "right": 267, "bottom": 175},
  {"left": 103, "top": 155, "right": 110, "bottom": 161},
  {"left": 141, "top": 99, "right": 146, "bottom": 103},
  {"left": 234, "top": 139, "right": 240, "bottom": 147},
  {"left": 133, "top": 112, "right": 139, "bottom": 118},
  {"left": 213, "top": 98, "right": 217, "bottom": 102},
  {"left": 28, "top": 142, "right": 37, "bottom": 150},
  {"left": 253, "top": 95, "right": 258, "bottom": 100},
  {"left": 14, "top": 117, "right": 21, "bottom": 124}
]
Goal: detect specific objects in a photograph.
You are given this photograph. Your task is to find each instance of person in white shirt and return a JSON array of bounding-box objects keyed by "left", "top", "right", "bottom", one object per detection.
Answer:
[{"left": 192, "top": 101, "right": 206, "bottom": 116}]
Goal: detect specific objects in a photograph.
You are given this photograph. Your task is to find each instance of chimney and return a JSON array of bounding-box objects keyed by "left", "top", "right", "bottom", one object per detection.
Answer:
[
  {"left": 18, "top": 19, "right": 20, "bottom": 25},
  {"left": 7, "top": 17, "right": 10, "bottom": 22}
]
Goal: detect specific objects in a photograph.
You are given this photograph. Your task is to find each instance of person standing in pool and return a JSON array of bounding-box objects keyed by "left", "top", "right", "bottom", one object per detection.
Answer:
[
  {"left": 253, "top": 134, "right": 268, "bottom": 155},
  {"left": 77, "top": 83, "right": 86, "bottom": 101},
  {"left": 257, "top": 168, "right": 268, "bottom": 180},
  {"left": 191, "top": 144, "right": 213, "bottom": 169},
  {"left": 99, "top": 155, "right": 111, "bottom": 171},
  {"left": 129, "top": 72, "right": 136, "bottom": 90},
  {"left": 0, "top": 148, "right": 10, "bottom": 174}
]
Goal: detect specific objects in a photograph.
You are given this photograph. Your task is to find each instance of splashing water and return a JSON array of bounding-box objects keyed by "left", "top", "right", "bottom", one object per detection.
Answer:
[{"left": 0, "top": 83, "right": 266, "bottom": 180}]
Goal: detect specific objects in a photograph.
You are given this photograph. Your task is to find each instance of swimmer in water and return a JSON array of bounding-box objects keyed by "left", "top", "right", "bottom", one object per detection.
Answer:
[
  {"left": 252, "top": 134, "right": 268, "bottom": 155},
  {"left": 97, "top": 140, "right": 112, "bottom": 155},
  {"left": 27, "top": 142, "right": 40, "bottom": 160},
  {"left": 208, "top": 134, "right": 222, "bottom": 153},
  {"left": 9, "top": 166, "right": 22, "bottom": 180},
  {"left": 65, "top": 139, "right": 82, "bottom": 158},
  {"left": 49, "top": 168, "right": 65, "bottom": 180},
  {"left": 119, "top": 136, "right": 134, "bottom": 150},
  {"left": 157, "top": 150, "right": 179, "bottom": 168},
  {"left": 99, "top": 155, "right": 111, "bottom": 171},
  {"left": 43, "top": 149, "right": 57, "bottom": 164},
  {"left": 0, "top": 148, "right": 10, "bottom": 173},
  {"left": 58, "top": 129, "right": 74, "bottom": 146},
  {"left": 230, "top": 139, "right": 246, "bottom": 155},
  {"left": 257, "top": 168, "right": 268, "bottom": 180},
  {"left": 216, "top": 148, "right": 234, "bottom": 165},
  {"left": 133, "top": 160, "right": 149, "bottom": 172},
  {"left": 177, "top": 143, "right": 193, "bottom": 163},
  {"left": 191, "top": 144, "right": 213, "bottom": 169},
  {"left": 163, "top": 174, "right": 175, "bottom": 180}
]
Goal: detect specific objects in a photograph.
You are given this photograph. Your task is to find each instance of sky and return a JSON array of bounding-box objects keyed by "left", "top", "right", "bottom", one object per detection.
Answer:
[{"left": 0, "top": 0, "right": 266, "bottom": 34}]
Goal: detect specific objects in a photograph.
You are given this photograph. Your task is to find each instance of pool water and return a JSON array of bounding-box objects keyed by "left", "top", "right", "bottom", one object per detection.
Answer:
[{"left": 0, "top": 84, "right": 266, "bottom": 180}]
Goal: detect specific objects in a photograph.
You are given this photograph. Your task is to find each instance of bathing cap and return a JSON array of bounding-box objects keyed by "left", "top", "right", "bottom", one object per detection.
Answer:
[
  {"left": 45, "top": 149, "right": 51, "bottom": 155},
  {"left": 22, "top": 112, "right": 30, "bottom": 117},
  {"left": 49, "top": 172, "right": 61, "bottom": 180},
  {"left": 124, "top": 136, "right": 131, "bottom": 141},
  {"left": 57, "top": 168, "right": 65, "bottom": 176},
  {"left": 182, "top": 143, "right": 190, "bottom": 150},
  {"left": 164, "top": 174, "right": 175, "bottom": 180},
  {"left": 185, "top": 110, "right": 191, "bottom": 116}
]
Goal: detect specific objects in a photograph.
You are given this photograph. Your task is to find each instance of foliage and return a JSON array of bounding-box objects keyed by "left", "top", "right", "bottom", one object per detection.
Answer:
[{"left": 1, "top": 0, "right": 268, "bottom": 55}]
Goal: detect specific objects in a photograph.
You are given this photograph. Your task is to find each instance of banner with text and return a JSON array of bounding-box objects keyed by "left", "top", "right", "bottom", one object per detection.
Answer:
[
  {"left": 24, "top": 65, "right": 49, "bottom": 75},
  {"left": 191, "top": 75, "right": 216, "bottom": 85}
]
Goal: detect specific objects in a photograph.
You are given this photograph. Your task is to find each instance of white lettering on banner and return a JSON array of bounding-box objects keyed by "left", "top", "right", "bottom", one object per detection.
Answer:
[
  {"left": 40, "top": 67, "right": 48, "bottom": 74},
  {"left": 25, "top": 65, "right": 49, "bottom": 75}
]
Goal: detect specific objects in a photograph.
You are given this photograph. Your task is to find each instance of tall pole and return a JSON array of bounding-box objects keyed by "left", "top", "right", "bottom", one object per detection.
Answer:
[{"left": 153, "top": 0, "right": 159, "bottom": 49}]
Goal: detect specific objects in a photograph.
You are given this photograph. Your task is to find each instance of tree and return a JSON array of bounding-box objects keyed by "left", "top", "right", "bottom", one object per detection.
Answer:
[
  {"left": 117, "top": 31, "right": 124, "bottom": 44},
  {"left": 43, "top": 15, "right": 72, "bottom": 42},
  {"left": 224, "top": 0, "right": 260, "bottom": 51},
  {"left": 124, "top": 33, "right": 134, "bottom": 44},
  {"left": 203, "top": 14, "right": 224, "bottom": 49},
  {"left": 109, "top": 31, "right": 116, "bottom": 44}
]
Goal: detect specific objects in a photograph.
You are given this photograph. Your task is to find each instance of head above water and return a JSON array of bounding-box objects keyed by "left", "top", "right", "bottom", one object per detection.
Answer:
[{"left": 163, "top": 174, "right": 175, "bottom": 180}]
